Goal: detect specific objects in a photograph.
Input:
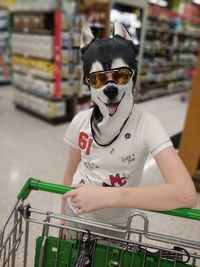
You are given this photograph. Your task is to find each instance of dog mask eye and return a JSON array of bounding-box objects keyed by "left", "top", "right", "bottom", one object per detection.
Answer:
[
  {"left": 112, "top": 71, "right": 120, "bottom": 80},
  {"left": 89, "top": 73, "right": 106, "bottom": 88},
  {"left": 98, "top": 73, "right": 107, "bottom": 83},
  {"left": 87, "top": 68, "right": 133, "bottom": 89},
  {"left": 115, "top": 69, "right": 132, "bottom": 84}
]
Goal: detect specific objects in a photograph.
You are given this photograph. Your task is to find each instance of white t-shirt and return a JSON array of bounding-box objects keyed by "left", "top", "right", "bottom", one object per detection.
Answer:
[{"left": 63, "top": 106, "right": 172, "bottom": 225}]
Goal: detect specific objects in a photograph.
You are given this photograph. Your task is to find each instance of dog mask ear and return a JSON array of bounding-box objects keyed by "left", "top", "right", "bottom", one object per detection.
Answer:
[
  {"left": 80, "top": 24, "right": 95, "bottom": 49},
  {"left": 113, "top": 21, "right": 132, "bottom": 41}
]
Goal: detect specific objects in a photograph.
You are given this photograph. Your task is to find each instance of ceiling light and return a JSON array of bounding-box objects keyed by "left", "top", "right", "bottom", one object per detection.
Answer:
[
  {"left": 193, "top": 0, "right": 200, "bottom": 4},
  {"left": 149, "top": 0, "right": 168, "bottom": 7},
  {"left": 149, "top": 0, "right": 158, "bottom": 4},
  {"left": 159, "top": 0, "right": 168, "bottom": 7}
]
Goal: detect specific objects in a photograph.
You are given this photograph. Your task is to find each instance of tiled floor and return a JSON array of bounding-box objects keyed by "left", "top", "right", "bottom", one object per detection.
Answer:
[{"left": 0, "top": 86, "right": 199, "bottom": 266}]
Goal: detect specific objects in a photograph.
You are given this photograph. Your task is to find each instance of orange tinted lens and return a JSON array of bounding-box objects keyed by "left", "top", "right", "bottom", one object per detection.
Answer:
[
  {"left": 88, "top": 73, "right": 97, "bottom": 87},
  {"left": 112, "top": 69, "right": 132, "bottom": 84},
  {"left": 89, "top": 72, "right": 107, "bottom": 88},
  {"left": 88, "top": 68, "right": 132, "bottom": 88}
]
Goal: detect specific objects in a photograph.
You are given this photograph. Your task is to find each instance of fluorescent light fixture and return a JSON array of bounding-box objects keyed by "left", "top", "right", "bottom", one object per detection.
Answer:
[
  {"left": 149, "top": 0, "right": 168, "bottom": 7},
  {"left": 149, "top": 0, "right": 157, "bottom": 4},
  {"left": 159, "top": 0, "right": 168, "bottom": 7},
  {"left": 193, "top": 0, "right": 200, "bottom": 4}
]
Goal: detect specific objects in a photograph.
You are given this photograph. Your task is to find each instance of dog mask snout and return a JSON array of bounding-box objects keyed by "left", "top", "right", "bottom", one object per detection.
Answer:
[{"left": 103, "top": 86, "right": 118, "bottom": 100}]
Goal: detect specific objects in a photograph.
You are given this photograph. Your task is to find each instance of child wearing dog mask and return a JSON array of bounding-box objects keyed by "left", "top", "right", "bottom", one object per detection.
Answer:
[{"left": 61, "top": 22, "right": 196, "bottom": 234}]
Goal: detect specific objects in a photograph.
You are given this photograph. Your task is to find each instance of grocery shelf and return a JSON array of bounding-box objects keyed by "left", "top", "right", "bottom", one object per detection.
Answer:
[
  {"left": 12, "top": 29, "right": 54, "bottom": 35},
  {"left": 13, "top": 89, "right": 67, "bottom": 121},
  {"left": 137, "top": 3, "right": 200, "bottom": 102},
  {"left": 14, "top": 104, "right": 68, "bottom": 124},
  {"left": 137, "top": 87, "right": 190, "bottom": 103},
  {"left": 13, "top": 68, "right": 54, "bottom": 81},
  {"left": 0, "top": 79, "right": 10, "bottom": 84},
  {"left": 14, "top": 94, "right": 76, "bottom": 124},
  {"left": 10, "top": 8, "right": 56, "bottom": 14},
  {"left": 10, "top": 1, "right": 82, "bottom": 123},
  {"left": 12, "top": 53, "right": 55, "bottom": 63},
  {"left": 0, "top": 8, "right": 11, "bottom": 84},
  {"left": 146, "top": 26, "right": 200, "bottom": 38}
]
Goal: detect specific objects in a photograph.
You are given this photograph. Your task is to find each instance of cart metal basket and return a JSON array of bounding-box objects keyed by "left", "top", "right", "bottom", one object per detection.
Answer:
[{"left": 0, "top": 178, "right": 200, "bottom": 266}]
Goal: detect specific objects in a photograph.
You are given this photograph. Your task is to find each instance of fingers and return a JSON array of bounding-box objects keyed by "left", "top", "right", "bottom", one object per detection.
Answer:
[
  {"left": 64, "top": 189, "right": 77, "bottom": 199},
  {"left": 72, "top": 202, "right": 80, "bottom": 208},
  {"left": 63, "top": 185, "right": 83, "bottom": 199},
  {"left": 61, "top": 229, "right": 68, "bottom": 239},
  {"left": 71, "top": 198, "right": 83, "bottom": 213},
  {"left": 65, "top": 192, "right": 82, "bottom": 212},
  {"left": 76, "top": 208, "right": 83, "bottom": 215},
  {"left": 62, "top": 185, "right": 89, "bottom": 215},
  {"left": 75, "top": 184, "right": 85, "bottom": 188},
  {"left": 60, "top": 220, "right": 68, "bottom": 239}
]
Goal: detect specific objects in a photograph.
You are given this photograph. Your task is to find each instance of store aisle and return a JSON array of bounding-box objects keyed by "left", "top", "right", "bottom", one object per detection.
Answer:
[{"left": 0, "top": 86, "right": 199, "bottom": 265}]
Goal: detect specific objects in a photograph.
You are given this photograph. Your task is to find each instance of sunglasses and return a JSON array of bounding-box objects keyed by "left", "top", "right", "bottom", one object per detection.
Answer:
[{"left": 87, "top": 67, "right": 133, "bottom": 89}]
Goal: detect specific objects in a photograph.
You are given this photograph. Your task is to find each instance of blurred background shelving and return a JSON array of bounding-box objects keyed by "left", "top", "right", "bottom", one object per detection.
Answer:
[
  {"left": 139, "top": 2, "right": 200, "bottom": 101},
  {"left": 0, "top": 0, "right": 199, "bottom": 123},
  {"left": 9, "top": 0, "right": 84, "bottom": 123},
  {"left": 0, "top": 8, "right": 11, "bottom": 84}
]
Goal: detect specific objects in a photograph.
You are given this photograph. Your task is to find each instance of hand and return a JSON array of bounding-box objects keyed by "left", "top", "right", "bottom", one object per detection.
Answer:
[
  {"left": 61, "top": 227, "right": 68, "bottom": 239},
  {"left": 60, "top": 219, "right": 68, "bottom": 239},
  {"left": 63, "top": 185, "right": 110, "bottom": 215}
]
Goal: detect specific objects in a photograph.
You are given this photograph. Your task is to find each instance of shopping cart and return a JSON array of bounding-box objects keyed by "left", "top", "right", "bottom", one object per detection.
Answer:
[{"left": 0, "top": 178, "right": 200, "bottom": 267}]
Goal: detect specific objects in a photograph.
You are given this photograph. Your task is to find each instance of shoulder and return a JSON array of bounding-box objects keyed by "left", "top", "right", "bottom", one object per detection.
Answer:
[
  {"left": 71, "top": 108, "right": 93, "bottom": 125},
  {"left": 64, "top": 108, "right": 93, "bottom": 148},
  {"left": 134, "top": 105, "right": 155, "bottom": 118},
  {"left": 131, "top": 105, "right": 156, "bottom": 126},
  {"left": 130, "top": 106, "right": 167, "bottom": 138},
  {"left": 66, "top": 108, "right": 93, "bottom": 135},
  {"left": 74, "top": 108, "right": 93, "bottom": 119}
]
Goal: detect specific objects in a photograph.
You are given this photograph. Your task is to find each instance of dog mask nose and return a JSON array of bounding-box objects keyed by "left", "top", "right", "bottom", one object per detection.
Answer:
[{"left": 103, "top": 86, "right": 118, "bottom": 100}]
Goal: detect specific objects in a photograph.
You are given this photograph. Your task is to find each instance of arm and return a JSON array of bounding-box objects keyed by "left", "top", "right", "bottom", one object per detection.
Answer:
[
  {"left": 66, "top": 146, "right": 197, "bottom": 214},
  {"left": 61, "top": 147, "right": 81, "bottom": 219},
  {"left": 109, "top": 146, "right": 197, "bottom": 210}
]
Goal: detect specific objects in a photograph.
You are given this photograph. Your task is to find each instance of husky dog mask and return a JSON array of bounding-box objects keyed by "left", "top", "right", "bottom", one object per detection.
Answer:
[{"left": 81, "top": 22, "right": 138, "bottom": 146}]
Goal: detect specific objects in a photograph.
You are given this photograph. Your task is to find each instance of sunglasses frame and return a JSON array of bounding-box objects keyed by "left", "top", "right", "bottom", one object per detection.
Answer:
[{"left": 87, "top": 67, "right": 134, "bottom": 89}]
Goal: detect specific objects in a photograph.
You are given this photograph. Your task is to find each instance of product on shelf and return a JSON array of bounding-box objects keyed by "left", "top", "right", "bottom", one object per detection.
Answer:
[
  {"left": 139, "top": 3, "right": 200, "bottom": 101},
  {"left": 0, "top": 9, "right": 10, "bottom": 83},
  {"left": 62, "top": 79, "right": 80, "bottom": 97},
  {"left": 12, "top": 13, "right": 54, "bottom": 32},
  {"left": 12, "top": 33, "right": 54, "bottom": 59},
  {"left": 14, "top": 90, "right": 66, "bottom": 119},
  {"left": 11, "top": 0, "right": 57, "bottom": 11},
  {"left": 13, "top": 73, "right": 55, "bottom": 98},
  {"left": 12, "top": 55, "right": 55, "bottom": 80},
  {"left": 10, "top": 0, "right": 81, "bottom": 123}
]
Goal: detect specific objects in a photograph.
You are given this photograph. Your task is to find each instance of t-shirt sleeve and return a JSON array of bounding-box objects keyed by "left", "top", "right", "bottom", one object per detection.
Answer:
[
  {"left": 63, "top": 113, "right": 80, "bottom": 149},
  {"left": 143, "top": 113, "right": 173, "bottom": 157}
]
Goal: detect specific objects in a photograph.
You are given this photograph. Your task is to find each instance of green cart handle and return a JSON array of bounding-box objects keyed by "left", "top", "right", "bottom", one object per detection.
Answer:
[
  {"left": 17, "top": 177, "right": 74, "bottom": 200},
  {"left": 17, "top": 177, "right": 200, "bottom": 221}
]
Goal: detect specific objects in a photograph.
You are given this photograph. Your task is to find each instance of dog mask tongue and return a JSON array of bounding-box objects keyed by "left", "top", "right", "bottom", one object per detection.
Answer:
[
  {"left": 107, "top": 103, "right": 118, "bottom": 116},
  {"left": 81, "top": 22, "right": 137, "bottom": 146}
]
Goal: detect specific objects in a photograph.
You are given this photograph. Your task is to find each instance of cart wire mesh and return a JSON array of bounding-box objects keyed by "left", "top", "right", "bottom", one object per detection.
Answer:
[{"left": 0, "top": 178, "right": 200, "bottom": 267}]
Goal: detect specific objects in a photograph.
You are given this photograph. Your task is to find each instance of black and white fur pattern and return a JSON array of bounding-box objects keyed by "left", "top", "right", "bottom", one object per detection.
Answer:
[{"left": 81, "top": 22, "right": 138, "bottom": 146}]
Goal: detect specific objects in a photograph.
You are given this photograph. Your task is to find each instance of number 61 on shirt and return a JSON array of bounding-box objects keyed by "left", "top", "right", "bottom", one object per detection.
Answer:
[{"left": 78, "top": 132, "right": 93, "bottom": 155}]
